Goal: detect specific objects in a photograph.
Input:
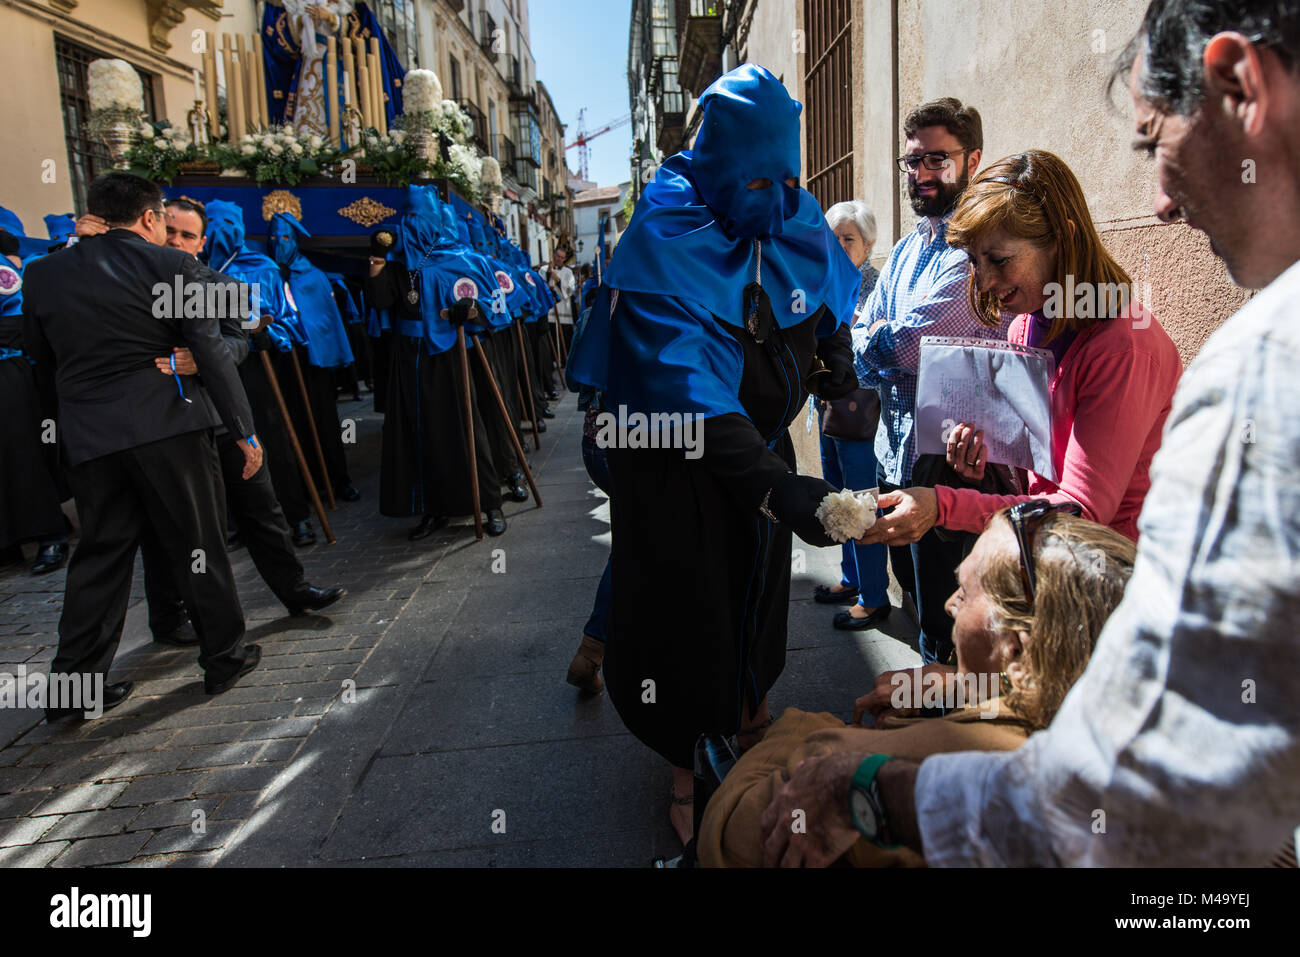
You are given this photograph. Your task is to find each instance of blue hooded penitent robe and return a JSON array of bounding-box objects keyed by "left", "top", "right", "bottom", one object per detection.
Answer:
[
  {"left": 204, "top": 200, "right": 296, "bottom": 353},
  {"left": 573, "top": 64, "right": 862, "bottom": 769},
  {"left": 268, "top": 213, "right": 354, "bottom": 369},
  {"left": 366, "top": 185, "right": 505, "bottom": 519}
]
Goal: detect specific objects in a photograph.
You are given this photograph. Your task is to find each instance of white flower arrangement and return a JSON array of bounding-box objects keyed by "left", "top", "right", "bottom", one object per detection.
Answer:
[
  {"left": 403, "top": 69, "right": 443, "bottom": 113},
  {"left": 449, "top": 143, "right": 481, "bottom": 192},
  {"left": 480, "top": 155, "right": 503, "bottom": 193},
  {"left": 269, "top": 143, "right": 284, "bottom": 155},
  {"left": 241, "top": 144, "right": 257, "bottom": 156},
  {"left": 290, "top": 142, "right": 304, "bottom": 154},
  {"left": 87, "top": 59, "right": 143, "bottom": 114},
  {"left": 815, "top": 488, "right": 879, "bottom": 544}
]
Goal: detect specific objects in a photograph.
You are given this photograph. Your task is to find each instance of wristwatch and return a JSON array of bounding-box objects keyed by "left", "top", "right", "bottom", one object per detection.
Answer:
[{"left": 849, "top": 753, "right": 898, "bottom": 848}]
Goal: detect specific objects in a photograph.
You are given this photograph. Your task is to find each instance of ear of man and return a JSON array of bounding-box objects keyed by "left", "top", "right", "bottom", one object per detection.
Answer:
[{"left": 1202, "top": 32, "right": 1269, "bottom": 138}]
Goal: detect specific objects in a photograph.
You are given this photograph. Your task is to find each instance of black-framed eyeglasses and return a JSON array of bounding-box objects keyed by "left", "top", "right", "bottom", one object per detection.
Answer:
[
  {"left": 1007, "top": 499, "right": 1083, "bottom": 603},
  {"left": 896, "top": 149, "right": 968, "bottom": 173}
]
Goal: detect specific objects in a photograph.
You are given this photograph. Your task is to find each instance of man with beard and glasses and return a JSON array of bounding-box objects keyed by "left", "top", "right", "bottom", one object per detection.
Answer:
[{"left": 851, "top": 98, "right": 1009, "bottom": 667}]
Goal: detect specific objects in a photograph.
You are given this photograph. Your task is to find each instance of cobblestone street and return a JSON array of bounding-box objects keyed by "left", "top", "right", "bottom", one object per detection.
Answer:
[{"left": 0, "top": 393, "right": 920, "bottom": 867}]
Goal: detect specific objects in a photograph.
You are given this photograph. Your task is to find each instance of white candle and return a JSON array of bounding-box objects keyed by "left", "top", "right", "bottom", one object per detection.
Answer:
[{"left": 193, "top": 68, "right": 201, "bottom": 102}]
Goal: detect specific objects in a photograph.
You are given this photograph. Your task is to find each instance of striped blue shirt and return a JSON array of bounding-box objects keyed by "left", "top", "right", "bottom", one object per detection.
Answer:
[{"left": 851, "top": 215, "right": 1008, "bottom": 485}]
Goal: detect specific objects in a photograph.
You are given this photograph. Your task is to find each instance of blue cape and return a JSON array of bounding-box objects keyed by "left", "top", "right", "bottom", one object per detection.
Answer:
[
  {"left": 392, "top": 185, "right": 502, "bottom": 354},
  {"left": 202, "top": 199, "right": 294, "bottom": 351},
  {"left": 568, "top": 64, "right": 858, "bottom": 414},
  {"left": 0, "top": 206, "right": 54, "bottom": 260},
  {"left": 268, "top": 212, "right": 354, "bottom": 368}
]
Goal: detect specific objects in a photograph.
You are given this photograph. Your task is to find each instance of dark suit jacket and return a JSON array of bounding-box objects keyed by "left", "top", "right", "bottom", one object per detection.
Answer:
[{"left": 21, "top": 230, "right": 256, "bottom": 466}]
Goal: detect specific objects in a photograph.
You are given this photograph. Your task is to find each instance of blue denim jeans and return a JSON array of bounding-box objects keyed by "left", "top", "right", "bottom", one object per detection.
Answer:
[
  {"left": 819, "top": 431, "right": 889, "bottom": 608},
  {"left": 581, "top": 434, "right": 612, "bottom": 643}
]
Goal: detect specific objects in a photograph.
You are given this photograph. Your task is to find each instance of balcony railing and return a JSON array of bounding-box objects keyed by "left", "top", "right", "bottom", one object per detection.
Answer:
[
  {"left": 459, "top": 99, "right": 489, "bottom": 152},
  {"left": 678, "top": 1, "right": 723, "bottom": 95},
  {"left": 514, "top": 159, "right": 538, "bottom": 192},
  {"left": 498, "top": 134, "right": 517, "bottom": 171},
  {"left": 480, "top": 11, "right": 498, "bottom": 60}
]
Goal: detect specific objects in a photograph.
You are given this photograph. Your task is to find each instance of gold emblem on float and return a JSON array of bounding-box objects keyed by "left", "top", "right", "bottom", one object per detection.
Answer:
[
  {"left": 261, "top": 190, "right": 303, "bottom": 223},
  {"left": 339, "top": 197, "right": 397, "bottom": 227}
]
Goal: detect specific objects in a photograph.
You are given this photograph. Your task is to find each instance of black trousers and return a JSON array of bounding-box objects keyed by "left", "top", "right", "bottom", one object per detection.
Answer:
[
  {"left": 239, "top": 353, "right": 310, "bottom": 526},
  {"left": 53, "top": 431, "right": 253, "bottom": 684},
  {"left": 142, "top": 430, "right": 305, "bottom": 631},
  {"left": 879, "top": 470, "right": 968, "bottom": 665}
]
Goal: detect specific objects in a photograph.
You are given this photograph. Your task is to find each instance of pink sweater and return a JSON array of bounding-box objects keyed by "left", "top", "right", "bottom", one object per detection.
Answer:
[{"left": 934, "top": 304, "right": 1181, "bottom": 541}]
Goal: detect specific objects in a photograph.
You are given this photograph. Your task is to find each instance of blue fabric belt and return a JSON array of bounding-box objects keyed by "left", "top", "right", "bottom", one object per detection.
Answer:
[
  {"left": 0, "top": 347, "right": 24, "bottom": 361},
  {"left": 396, "top": 319, "right": 424, "bottom": 339}
]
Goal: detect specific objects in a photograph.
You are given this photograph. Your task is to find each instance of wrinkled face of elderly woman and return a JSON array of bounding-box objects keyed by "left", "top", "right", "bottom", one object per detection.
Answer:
[
  {"left": 945, "top": 519, "right": 1024, "bottom": 678},
  {"left": 832, "top": 222, "right": 870, "bottom": 268}
]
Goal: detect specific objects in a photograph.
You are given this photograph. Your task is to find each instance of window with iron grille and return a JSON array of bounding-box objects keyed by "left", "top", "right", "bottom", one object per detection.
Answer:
[
  {"left": 449, "top": 55, "right": 462, "bottom": 101},
  {"left": 802, "top": 0, "right": 853, "bottom": 211},
  {"left": 370, "top": 0, "right": 419, "bottom": 68},
  {"left": 56, "top": 37, "right": 156, "bottom": 216}
]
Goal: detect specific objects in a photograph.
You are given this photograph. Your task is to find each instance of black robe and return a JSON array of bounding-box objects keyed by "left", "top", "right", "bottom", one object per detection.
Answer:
[
  {"left": 367, "top": 265, "right": 502, "bottom": 518},
  {"left": 0, "top": 317, "right": 65, "bottom": 549},
  {"left": 602, "top": 303, "right": 839, "bottom": 769}
]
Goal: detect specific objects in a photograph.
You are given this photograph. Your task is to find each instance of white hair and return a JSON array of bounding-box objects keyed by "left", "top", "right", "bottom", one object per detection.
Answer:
[{"left": 825, "top": 200, "right": 878, "bottom": 248}]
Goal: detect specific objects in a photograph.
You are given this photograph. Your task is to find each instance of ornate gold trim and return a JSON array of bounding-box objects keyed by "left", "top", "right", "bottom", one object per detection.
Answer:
[
  {"left": 338, "top": 197, "right": 397, "bottom": 228},
  {"left": 262, "top": 189, "right": 303, "bottom": 222}
]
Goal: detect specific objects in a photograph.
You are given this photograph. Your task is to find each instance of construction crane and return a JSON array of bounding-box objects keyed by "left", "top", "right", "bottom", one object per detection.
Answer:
[{"left": 566, "top": 109, "right": 632, "bottom": 182}]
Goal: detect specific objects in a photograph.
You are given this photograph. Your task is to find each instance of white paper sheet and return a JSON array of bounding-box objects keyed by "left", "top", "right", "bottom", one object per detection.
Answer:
[{"left": 915, "top": 336, "right": 1056, "bottom": 481}]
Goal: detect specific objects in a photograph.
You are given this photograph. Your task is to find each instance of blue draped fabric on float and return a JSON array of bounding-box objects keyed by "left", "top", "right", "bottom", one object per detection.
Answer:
[{"left": 159, "top": 180, "right": 478, "bottom": 277}]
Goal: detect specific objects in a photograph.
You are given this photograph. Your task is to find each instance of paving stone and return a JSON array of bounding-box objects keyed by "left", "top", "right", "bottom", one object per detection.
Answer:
[
  {"left": 50, "top": 831, "right": 152, "bottom": 867},
  {"left": 111, "top": 772, "right": 207, "bottom": 807},
  {"left": 0, "top": 789, "right": 49, "bottom": 819},
  {"left": 127, "top": 798, "right": 222, "bottom": 831},
  {"left": 31, "top": 782, "right": 129, "bottom": 816},
  {"left": 142, "top": 820, "right": 242, "bottom": 854},
  {"left": 238, "top": 718, "right": 317, "bottom": 741},
  {"left": 176, "top": 742, "right": 266, "bottom": 770},
  {"left": 196, "top": 763, "right": 289, "bottom": 795},
  {"left": 0, "top": 814, "right": 60, "bottom": 847},
  {"left": 166, "top": 723, "right": 258, "bottom": 747},
  {"left": 0, "top": 840, "right": 69, "bottom": 867},
  {"left": 40, "top": 807, "right": 142, "bottom": 842},
  {"left": 213, "top": 792, "right": 261, "bottom": 820}
]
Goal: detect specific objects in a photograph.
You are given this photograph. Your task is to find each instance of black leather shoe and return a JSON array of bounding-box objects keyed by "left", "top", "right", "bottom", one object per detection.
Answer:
[
  {"left": 535, "top": 419, "right": 547, "bottom": 433},
  {"left": 31, "top": 543, "right": 68, "bottom": 575},
  {"left": 485, "top": 509, "right": 507, "bottom": 536},
  {"left": 408, "top": 514, "right": 450, "bottom": 540},
  {"left": 505, "top": 471, "right": 529, "bottom": 502},
  {"left": 292, "top": 520, "right": 317, "bottom": 547},
  {"left": 833, "top": 605, "right": 892, "bottom": 631},
  {"left": 813, "top": 584, "right": 860, "bottom": 605},
  {"left": 540, "top": 405, "right": 556, "bottom": 420},
  {"left": 546, "top": 390, "right": 560, "bottom": 401},
  {"left": 205, "top": 645, "right": 262, "bottom": 695},
  {"left": 45, "top": 680, "right": 133, "bottom": 724},
  {"left": 336, "top": 485, "right": 362, "bottom": 502},
  {"left": 285, "top": 583, "right": 345, "bottom": 616},
  {"left": 154, "top": 620, "right": 200, "bottom": 647}
]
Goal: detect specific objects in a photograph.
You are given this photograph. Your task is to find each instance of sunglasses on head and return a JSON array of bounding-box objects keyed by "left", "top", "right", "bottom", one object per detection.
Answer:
[{"left": 1007, "top": 500, "right": 1083, "bottom": 603}]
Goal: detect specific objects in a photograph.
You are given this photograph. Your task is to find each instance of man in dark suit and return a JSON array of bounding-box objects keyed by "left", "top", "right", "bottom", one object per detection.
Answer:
[{"left": 22, "top": 172, "right": 263, "bottom": 719}]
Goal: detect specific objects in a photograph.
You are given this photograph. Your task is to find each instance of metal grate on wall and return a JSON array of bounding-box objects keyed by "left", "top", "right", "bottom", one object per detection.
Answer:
[
  {"left": 802, "top": 0, "right": 853, "bottom": 211},
  {"left": 55, "top": 37, "right": 156, "bottom": 216}
]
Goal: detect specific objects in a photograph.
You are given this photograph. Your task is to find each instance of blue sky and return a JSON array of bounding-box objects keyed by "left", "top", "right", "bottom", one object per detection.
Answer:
[{"left": 529, "top": 0, "right": 634, "bottom": 189}]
